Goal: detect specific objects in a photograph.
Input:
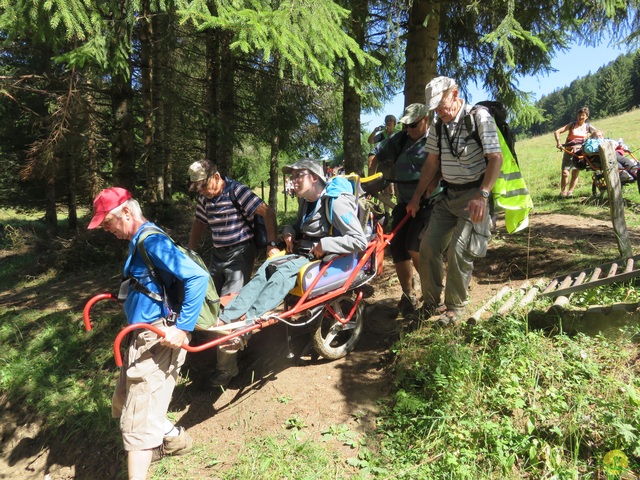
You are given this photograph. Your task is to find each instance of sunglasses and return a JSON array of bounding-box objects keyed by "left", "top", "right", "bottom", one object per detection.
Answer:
[
  {"left": 407, "top": 117, "right": 424, "bottom": 129},
  {"left": 291, "top": 171, "right": 310, "bottom": 181}
]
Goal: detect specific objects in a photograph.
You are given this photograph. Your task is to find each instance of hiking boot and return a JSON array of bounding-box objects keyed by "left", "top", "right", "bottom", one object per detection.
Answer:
[
  {"left": 151, "top": 444, "right": 165, "bottom": 463},
  {"left": 164, "top": 427, "right": 193, "bottom": 456},
  {"left": 436, "top": 310, "right": 460, "bottom": 328},
  {"left": 397, "top": 293, "right": 418, "bottom": 316},
  {"left": 210, "top": 369, "right": 238, "bottom": 387},
  {"left": 620, "top": 171, "right": 634, "bottom": 183},
  {"left": 212, "top": 349, "right": 240, "bottom": 387}
]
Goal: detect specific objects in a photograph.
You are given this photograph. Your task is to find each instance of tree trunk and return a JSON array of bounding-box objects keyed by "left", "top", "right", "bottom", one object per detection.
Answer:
[
  {"left": 45, "top": 178, "right": 57, "bottom": 236},
  {"left": 405, "top": 0, "right": 440, "bottom": 107},
  {"left": 110, "top": 0, "right": 135, "bottom": 190},
  {"left": 217, "top": 31, "right": 235, "bottom": 175},
  {"left": 342, "top": 0, "right": 368, "bottom": 176},
  {"left": 85, "top": 81, "right": 101, "bottom": 199},
  {"left": 139, "top": 0, "right": 157, "bottom": 202},
  {"left": 343, "top": 75, "right": 363, "bottom": 176},
  {"left": 205, "top": 27, "right": 219, "bottom": 164},
  {"left": 152, "top": 7, "right": 176, "bottom": 202},
  {"left": 67, "top": 150, "right": 78, "bottom": 232},
  {"left": 269, "top": 135, "right": 280, "bottom": 211},
  {"left": 111, "top": 77, "right": 135, "bottom": 190}
]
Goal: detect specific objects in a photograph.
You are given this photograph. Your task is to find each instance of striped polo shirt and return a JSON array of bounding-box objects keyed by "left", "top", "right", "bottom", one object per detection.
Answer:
[
  {"left": 425, "top": 102, "right": 501, "bottom": 185},
  {"left": 195, "top": 178, "right": 263, "bottom": 248}
]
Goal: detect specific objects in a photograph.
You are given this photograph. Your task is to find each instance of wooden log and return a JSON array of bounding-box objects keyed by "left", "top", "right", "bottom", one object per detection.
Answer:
[
  {"left": 517, "top": 284, "right": 540, "bottom": 310},
  {"left": 542, "top": 278, "right": 559, "bottom": 295},
  {"left": 497, "top": 281, "right": 531, "bottom": 315},
  {"left": 589, "top": 267, "right": 602, "bottom": 283},
  {"left": 467, "top": 286, "right": 511, "bottom": 324},
  {"left": 600, "top": 141, "right": 633, "bottom": 258},
  {"left": 625, "top": 258, "right": 634, "bottom": 273}
]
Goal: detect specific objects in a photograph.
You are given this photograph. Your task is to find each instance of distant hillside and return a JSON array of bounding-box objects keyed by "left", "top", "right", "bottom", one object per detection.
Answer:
[{"left": 527, "top": 49, "right": 640, "bottom": 136}]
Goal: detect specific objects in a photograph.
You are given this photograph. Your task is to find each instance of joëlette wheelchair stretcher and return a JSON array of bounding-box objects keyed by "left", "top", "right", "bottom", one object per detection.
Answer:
[
  {"left": 83, "top": 173, "right": 409, "bottom": 365},
  {"left": 560, "top": 143, "right": 640, "bottom": 196}
]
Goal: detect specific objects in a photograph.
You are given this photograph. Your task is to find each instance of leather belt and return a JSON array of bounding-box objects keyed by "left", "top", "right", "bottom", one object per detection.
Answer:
[{"left": 442, "top": 177, "right": 483, "bottom": 191}]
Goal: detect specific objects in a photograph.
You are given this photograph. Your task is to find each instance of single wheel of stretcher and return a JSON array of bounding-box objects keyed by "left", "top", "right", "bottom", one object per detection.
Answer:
[{"left": 311, "top": 292, "right": 364, "bottom": 360}]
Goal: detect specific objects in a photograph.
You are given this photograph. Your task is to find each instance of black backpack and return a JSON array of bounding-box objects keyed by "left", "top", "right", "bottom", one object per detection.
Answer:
[
  {"left": 436, "top": 100, "right": 518, "bottom": 164},
  {"left": 228, "top": 181, "right": 268, "bottom": 248}
]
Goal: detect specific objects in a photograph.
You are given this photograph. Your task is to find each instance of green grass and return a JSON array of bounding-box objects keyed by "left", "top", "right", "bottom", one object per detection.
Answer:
[
  {"left": 376, "top": 315, "right": 640, "bottom": 479},
  {"left": 0, "top": 304, "right": 122, "bottom": 444}
]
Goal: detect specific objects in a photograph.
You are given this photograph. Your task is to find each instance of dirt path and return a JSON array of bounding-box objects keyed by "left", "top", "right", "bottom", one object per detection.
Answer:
[{"left": 2, "top": 212, "right": 638, "bottom": 479}]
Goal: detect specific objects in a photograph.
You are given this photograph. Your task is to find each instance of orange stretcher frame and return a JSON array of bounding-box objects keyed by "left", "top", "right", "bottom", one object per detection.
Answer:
[{"left": 83, "top": 210, "right": 409, "bottom": 367}]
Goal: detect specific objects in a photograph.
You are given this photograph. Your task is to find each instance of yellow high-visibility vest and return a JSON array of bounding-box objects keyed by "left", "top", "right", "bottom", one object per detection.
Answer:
[{"left": 492, "top": 130, "right": 533, "bottom": 234}]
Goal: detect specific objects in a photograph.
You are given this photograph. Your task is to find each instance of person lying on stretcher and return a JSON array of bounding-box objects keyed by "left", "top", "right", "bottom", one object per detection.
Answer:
[
  {"left": 581, "top": 132, "right": 639, "bottom": 182},
  {"left": 218, "top": 158, "right": 368, "bottom": 324}
]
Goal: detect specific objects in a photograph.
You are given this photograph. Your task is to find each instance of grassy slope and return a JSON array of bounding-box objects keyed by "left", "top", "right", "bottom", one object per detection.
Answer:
[{"left": 375, "top": 109, "right": 640, "bottom": 479}]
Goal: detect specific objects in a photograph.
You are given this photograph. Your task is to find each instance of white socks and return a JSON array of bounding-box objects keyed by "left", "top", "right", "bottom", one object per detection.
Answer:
[{"left": 164, "top": 419, "right": 179, "bottom": 437}]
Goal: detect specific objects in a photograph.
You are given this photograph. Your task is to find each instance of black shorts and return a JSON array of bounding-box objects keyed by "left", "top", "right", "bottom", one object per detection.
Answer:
[{"left": 390, "top": 202, "right": 432, "bottom": 263}]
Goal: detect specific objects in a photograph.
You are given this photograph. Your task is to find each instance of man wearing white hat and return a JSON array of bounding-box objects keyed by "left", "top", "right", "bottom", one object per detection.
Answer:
[{"left": 407, "top": 77, "right": 503, "bottom": 326}]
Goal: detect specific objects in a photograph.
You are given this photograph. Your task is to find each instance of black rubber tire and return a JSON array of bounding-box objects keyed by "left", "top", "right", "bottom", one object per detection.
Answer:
[{"left": 311, "top": 293, "right": 364, "bottom": 360}]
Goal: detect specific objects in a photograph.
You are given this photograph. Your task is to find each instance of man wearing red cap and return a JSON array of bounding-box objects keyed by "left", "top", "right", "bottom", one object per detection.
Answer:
[{"left": 88, "top": 187, "right": 209, "bottom": 480}]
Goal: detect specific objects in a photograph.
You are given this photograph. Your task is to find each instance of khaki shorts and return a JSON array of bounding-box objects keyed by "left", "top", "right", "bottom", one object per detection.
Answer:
[{"left": 112, "top": 320, "right": 189, "bottom": 451}]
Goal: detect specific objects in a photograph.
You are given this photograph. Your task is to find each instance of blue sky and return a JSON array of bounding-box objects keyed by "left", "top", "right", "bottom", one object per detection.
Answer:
[{"left": 361, "top": 42, "right": 632, "bottom": 129}]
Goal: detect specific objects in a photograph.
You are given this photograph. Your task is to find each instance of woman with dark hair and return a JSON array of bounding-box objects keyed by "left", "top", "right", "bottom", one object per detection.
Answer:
[{"left": 554, "top": 106, "right": 598, "bottom": 197}]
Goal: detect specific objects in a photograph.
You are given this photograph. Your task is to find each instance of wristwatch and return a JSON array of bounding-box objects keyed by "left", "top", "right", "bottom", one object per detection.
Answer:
[
  {"left": 480, "top": 189, "right": 490, "bottom": 199},
  {"left": 268, "top": 241, "right": 278, "bottom": 247}
]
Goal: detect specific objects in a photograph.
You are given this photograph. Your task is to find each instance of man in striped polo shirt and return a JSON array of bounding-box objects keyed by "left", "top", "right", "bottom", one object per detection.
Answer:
[
  {"left": 407, "top": 77, "right": 503, "bottom": 326},
  {"left": 187, "top": 159, "right": 278, "bottom": 386}
]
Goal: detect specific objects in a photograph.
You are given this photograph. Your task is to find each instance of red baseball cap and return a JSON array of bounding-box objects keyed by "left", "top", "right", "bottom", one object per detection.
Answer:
[{"left": 87, "top": 187, "right": 133, "bottom": 229}]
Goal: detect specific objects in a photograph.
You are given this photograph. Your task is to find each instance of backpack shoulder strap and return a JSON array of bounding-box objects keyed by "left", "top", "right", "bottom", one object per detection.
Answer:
[
  {"left": 465, "top": 105, "right": 483, "bottom": 149},
  {"left": 394, "top": 131, "right": 410, "bottom": 163},
  {"left": 135, "top": 227, "right": 165, "bottom": 274},
  {"left": 435, "top": 118, "right": 443, "bottom": 156},
  {"left": 130, "top": 226, "right": 168, "bottom": 303}
]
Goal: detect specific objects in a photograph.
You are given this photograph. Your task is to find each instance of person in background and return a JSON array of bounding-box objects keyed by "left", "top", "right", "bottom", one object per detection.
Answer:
[
  {"left": 187, "top": 159, "right": 279, "bottom": 387},
  {"left": 554, "top": 106, "right": 598, "bottom": 197},
  {"left": 407, "top": 76, "right": 503, "bottom": 327},
  {"left": 88, "top": 187, "right": 208, "bottom": 480},
  {"left": 368, "top": 114, "right": 397, "bottom": 145},
  {"left": 368, "top": 104, "right": 431, "bottom": 317},
  {"left": 368, "top": 115, "right": 399, "bottom": 221}
]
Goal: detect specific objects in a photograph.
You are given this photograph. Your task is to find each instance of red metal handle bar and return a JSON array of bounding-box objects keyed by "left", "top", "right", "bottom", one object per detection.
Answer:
[
  {"left": 324, "top": 289, "right": 364, "bottom": 325},
  {"left": 385, "top": 211, "right": 410, "bottom": 241},
  {"left": 83, "top": 293, "right": 119, "bottom": 331},
  {"left": 113, "top": 318, "right": 279, "bottom": 367}
]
